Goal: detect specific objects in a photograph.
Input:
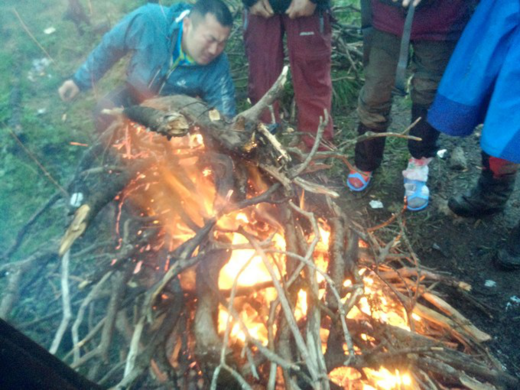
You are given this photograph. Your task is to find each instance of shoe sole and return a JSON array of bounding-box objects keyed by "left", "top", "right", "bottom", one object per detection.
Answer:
[{"left": 448, "top": 199, "right": 503, "bottom": 218}]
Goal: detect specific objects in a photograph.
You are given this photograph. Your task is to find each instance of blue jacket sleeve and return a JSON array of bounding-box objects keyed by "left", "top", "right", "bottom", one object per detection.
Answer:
[
  {"left": 202, "top": 55, "right": 237, "bottom": 118},
  {"left": 72, "top": 7, "right": 150, "bottom": 91}
]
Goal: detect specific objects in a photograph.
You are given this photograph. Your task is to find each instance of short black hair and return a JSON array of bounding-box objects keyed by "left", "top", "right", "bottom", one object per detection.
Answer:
[{"left": 191, "top": 0, "right": 233, "bottom": 28}]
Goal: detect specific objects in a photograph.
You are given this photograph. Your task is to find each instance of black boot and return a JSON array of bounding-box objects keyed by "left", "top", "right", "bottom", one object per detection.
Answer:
[
  {"left": 448, "top": 174, "right": 516, "bottom": 217},
  {"left": 494, "top": 221, "right": 520, "bottom": 270},
  {"left": 448, "top": 153, "right": 517, "bottom": 218}
]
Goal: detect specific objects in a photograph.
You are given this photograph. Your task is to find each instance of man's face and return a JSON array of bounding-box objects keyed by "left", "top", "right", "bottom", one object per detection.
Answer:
[{"left": 182, "top": 13, "right": 231, "bottom": 65}]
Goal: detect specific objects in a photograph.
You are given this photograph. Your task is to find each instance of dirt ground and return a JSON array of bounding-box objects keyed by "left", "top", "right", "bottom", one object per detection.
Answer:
[{"left": 335, "top": 100, "right": 520, "bottom": 378}]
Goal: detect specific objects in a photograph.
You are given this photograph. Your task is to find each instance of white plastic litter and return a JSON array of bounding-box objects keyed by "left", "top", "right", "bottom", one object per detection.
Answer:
[
  {"left": 70, "top": 192, "right": 84, "bottom": 208},
  {"left": 437, "top": 149, "right": 448, "bottom": 158},
  {"left": 506, "top": 296, "right": 520, "bottom": 311},
  {"left": 44, "top": 27, "right": 56, "bottom": 35},
  {"left": 369, "top": 200, "right": 384, "bottom": 209},
  {"left": 28, "top": 58, "right": 52, "bottom": 81},
  {"left": 484, "top": 280, "right": 496, "bottom": 288}
]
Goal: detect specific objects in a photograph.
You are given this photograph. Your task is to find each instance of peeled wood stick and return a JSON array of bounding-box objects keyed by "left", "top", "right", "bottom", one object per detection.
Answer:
[
  {"left": 259, "top": 163, "right": 293, "bottom": 192},
  {"left": 459, "top": 375, "right": 497, "bottom": 390},
  {"left": 50, "top": 250, "right": 72, "bottom": 354},
  {"left": 289, "top": 109, "right": 329, "bottom": 178},
  {"left": 68, "top": 319, "right": 105, "bottom": 366},
  {"left": 237, "top": 66, "right": 289, "bottom": 124},
  {"left": 293, "top": 176, "right": 340, "bottom": 198},
  {"left": 378, "top": 266, "right": 472, "bottom": 292},
  {"left": 420, "top": 292, "right": 491, "bottom": 342},
  {"left": 124, "top": 316, "right": 146, "bottom": 376},
  {"left": 412, "top": 302, "right": 490, "bottom": 343},
  {"left": 387, "top": 274, "right": 487, "bottom": 343},
  {"left": 257, "top": 122, "right": 291, "bottom": 163},
  {"left": 415, "top": 368, "right": 440, "bottom": 390}
]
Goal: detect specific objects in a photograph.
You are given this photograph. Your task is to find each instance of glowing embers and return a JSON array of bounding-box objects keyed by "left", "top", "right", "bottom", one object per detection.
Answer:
[
  {"left": 218, "top": 296, "right": 273, "bottom": 345},
  {"left": 329, "top": 366, "right": 413, "bottom": 390},
  {"left": 112, "top": 125, "right": 216, "bottom": 246},
  {"left": 112, "top": 119, "right": 420, "bottom": 388},
  {"left": 348, "top": 270, "right": 412, "bottom": 331},
  {"left": 218, "top": 212, "right": 286, "bottom": 289}
]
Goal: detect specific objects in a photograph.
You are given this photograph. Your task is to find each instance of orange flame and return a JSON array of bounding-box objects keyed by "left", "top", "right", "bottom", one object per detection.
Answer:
[{"left": 113, "top": 121, "right": 417, "bottom": 389}]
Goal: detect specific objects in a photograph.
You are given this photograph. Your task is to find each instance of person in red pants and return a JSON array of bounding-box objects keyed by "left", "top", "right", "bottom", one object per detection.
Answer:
[{"left": 242, "top": 0, "right": 333, "bottom": 150}]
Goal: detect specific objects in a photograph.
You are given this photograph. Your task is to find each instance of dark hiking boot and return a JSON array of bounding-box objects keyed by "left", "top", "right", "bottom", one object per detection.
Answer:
[
  {"left": 494, "top": 222, "right": 520, "bottom": 270},
  {"left": 448, "top": 173, "right": 516, "bottom": 218}
]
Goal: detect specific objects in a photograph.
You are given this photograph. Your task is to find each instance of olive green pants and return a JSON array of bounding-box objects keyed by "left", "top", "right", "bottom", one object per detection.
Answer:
[
  {"left": 358, "top": 29, "right": 457, "bottom": 130},
  {"left": 355, "top": 29, "right": 457, "bottom": 171}
]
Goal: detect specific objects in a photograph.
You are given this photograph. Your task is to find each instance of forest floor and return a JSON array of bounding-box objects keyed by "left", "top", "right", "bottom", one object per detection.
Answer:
[{"left": 336, "top": 99, "right": 520, "bottom": 378}]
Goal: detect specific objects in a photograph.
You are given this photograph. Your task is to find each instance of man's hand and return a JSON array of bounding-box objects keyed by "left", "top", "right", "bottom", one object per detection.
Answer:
[
  {"left": 399, "top": 0, "right": 422, "bottom": 7},
  {"left": 249, "top": 0, "right": 274, "bottom": 18},
  {"left": 58, "top": 80, "right": 80, "bottom": 102},
  {"left": 286, "top": 0, "right": 317, "bottom": 19}
]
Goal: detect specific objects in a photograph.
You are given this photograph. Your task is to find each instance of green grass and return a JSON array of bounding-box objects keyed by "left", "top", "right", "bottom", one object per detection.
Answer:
[
  {"left": 0, "top": 0, "right": 366, "bottom": 256},
  {"left": 0, "top": 0, "right": 140, "bottom": 254}
]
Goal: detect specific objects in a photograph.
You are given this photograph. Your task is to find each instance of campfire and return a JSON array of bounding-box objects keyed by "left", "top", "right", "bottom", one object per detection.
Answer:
[{"left": 3, "top": 70, "right": 516, "bottom": 390}]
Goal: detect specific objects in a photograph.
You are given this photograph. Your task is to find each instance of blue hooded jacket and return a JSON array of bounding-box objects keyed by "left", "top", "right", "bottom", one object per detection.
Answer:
[{"left": 72, "top": 3, "right": 236, "bottom": 117}]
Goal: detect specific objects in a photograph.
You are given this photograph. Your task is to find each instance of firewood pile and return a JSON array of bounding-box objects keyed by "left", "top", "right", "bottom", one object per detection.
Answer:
[{"left": 0, "top": 69, "right": 517, "bottom": 390}]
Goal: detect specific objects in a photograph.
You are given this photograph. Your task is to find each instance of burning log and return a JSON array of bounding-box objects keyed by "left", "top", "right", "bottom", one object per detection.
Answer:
[{"left": 103, "top": 106, "right": 190, "bottom": 140}]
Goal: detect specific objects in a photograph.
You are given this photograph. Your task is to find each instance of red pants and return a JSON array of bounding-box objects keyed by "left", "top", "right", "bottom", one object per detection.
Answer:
[{"left": 243, "top": 11, "right": 333, "bottom": 148}]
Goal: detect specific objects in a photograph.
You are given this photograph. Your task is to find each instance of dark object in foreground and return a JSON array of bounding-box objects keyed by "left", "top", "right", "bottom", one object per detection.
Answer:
[{"left": 0, "top": 319, "right": 102, "bottom": 390}]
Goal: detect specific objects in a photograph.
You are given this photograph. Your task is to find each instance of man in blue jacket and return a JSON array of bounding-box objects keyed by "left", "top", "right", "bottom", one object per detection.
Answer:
[{"left": 58, "top": 0, "right": 236, "bottom": 132}]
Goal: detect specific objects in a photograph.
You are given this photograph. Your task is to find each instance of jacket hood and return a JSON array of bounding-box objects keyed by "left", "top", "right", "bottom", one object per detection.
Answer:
[{"left": 167, "top": 3, "right": 192, "bottom": 37}]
